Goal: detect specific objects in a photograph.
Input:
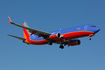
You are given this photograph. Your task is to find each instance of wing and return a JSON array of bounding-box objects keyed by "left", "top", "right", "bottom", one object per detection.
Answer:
[
  {"left": 7, "top": 34, "right": 26, "bottom": 40},
  {"left": 8, "top": 17, "right": 51, "bottom": 37}
]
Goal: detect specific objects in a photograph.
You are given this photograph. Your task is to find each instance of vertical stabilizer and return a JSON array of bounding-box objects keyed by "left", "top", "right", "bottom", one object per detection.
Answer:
[{"left": 22, "top": 21, "right": 30, "bottom": 39}]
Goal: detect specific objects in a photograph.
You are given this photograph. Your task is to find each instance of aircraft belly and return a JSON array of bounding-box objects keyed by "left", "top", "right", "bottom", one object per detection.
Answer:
[
  {"left": 29, "top": 39, "right": 48, "bottom": 45},
  {"left": 53, "top": 31, "right": 94, "bottom": 42},
  {"left": 78, "top": 31, "right": 94, "bottom": 37}
]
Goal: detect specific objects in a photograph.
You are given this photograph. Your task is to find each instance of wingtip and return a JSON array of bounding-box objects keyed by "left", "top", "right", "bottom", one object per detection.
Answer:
[{"left": 8, "top": 16, "right": 12, "bottom": 24}]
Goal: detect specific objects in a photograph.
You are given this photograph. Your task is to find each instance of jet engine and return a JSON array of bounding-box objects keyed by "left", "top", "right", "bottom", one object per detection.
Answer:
[
  {"left": 68, "top": 39, "right": 81, "bottom": 46},
  {"left": 49, "top": 33, "right": 63, "bottom": 39},
  {"left": 57, "top": 33, "right": 61, "bottom": 38}
]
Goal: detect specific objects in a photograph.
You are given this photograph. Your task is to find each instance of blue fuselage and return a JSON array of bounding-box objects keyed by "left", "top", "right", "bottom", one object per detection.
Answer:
[{"left": 30, "top": 25, "right": 100, "bottom": 41}]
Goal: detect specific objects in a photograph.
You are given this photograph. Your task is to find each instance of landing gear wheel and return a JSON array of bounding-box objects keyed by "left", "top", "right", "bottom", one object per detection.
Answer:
[
  {"left": 48, "top": 42, "right": 52, "bottom": 45},
  {"left": 59, "top": 45, "right": 64, "bottom": 49},
  {"left": 89, "top": 37, "right": 91, "bottom": 40}
]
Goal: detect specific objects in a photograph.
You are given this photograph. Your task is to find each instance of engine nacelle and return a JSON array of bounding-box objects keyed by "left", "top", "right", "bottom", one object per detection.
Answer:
[
  {"left": 49, "top": 35, "right": 58, "bottom": 39},
  {"left": 49, "top": 33, "right": 63, "bottom": 39},
  {"left": 57, "top": 33, "right": 61, "bottom": 38},
  {"left": 68, "top": 40, "right": 81, "bottom": 46}
]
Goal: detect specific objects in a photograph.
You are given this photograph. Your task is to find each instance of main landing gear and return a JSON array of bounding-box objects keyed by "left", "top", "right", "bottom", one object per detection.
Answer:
[
  {"left": 59, "top": 44, "right": 64, "bottom": 49},
  {"left": 48, "top": 42, "right": 52, "bottom": 45}
]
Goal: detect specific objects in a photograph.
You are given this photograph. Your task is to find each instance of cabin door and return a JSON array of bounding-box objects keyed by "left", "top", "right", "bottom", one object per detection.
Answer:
[{"left": 84, "top": 25, "right": 88, "bottom": 31}]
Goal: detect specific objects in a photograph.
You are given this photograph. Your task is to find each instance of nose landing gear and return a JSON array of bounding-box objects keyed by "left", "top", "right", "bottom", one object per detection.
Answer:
[
  {"left": 88, "top": 34, "right": 94, "bottom": 40},
  {"left": 89, "top": 37, "right": 91, "bottom": 40}
]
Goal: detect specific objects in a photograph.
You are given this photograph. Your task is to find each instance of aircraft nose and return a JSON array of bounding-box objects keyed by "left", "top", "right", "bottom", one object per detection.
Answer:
[{"left": 95, "top": 27, "right": 100, "bottom": 33}]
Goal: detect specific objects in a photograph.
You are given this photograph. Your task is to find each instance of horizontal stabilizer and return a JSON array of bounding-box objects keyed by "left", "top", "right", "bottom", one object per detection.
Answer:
[{"left": 7, "top": 34, "right": 26, "bottom": 40}]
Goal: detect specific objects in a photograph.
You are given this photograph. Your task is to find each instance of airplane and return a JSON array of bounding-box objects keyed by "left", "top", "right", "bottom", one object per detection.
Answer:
[{"left": 7, "top": 17, "right": 100, "bottom": 49}]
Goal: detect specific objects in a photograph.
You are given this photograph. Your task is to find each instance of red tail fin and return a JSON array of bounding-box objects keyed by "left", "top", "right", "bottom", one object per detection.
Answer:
[{"left": 22, "top": 21, "right": 30, "bottom": 39}]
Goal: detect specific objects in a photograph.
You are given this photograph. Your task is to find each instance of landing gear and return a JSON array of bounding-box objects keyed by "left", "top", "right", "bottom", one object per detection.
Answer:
[
  {"left": 48, "top": 42, "right": 52, "bottom": 45},
  {"left": 89, "top": 37, "right": 91, "bottom": 40},
  {"left": 59, "top": 45, "right": 64, "bottom": 49}
]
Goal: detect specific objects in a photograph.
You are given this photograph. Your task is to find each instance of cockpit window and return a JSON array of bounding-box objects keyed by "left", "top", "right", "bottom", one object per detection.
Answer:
[{"left": 90, "top": 26, "right": 96, "bottom": 27}]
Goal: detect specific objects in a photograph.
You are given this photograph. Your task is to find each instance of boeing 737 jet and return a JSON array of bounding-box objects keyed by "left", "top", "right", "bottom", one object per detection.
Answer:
[{"left": 7, "top": 17, "right": 100, "bottom": 49}]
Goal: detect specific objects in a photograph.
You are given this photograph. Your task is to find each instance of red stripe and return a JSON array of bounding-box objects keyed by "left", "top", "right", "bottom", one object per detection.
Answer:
[
  {"left": 23, "top": 28, "right": 30, "bottom": 39},
  {"left": 28, "top": 31, "right": 95, "bottom": 45},
  {"left": 22, "top": 24, "right": 30, "bottom": 40}
]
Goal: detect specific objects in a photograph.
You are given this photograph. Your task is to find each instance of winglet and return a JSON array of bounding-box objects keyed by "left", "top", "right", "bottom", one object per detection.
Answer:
[{"left": 8, "top": 16, "right": 12, "bottom": 24}]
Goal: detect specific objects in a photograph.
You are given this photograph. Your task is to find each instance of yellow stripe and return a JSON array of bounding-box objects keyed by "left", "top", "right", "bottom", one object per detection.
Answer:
[
  {"left": 23, "top": 22, "right": 31, "bottom": 34},
  {"left": 24, "top": 22, "right": 28, "bottom": 27}
]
